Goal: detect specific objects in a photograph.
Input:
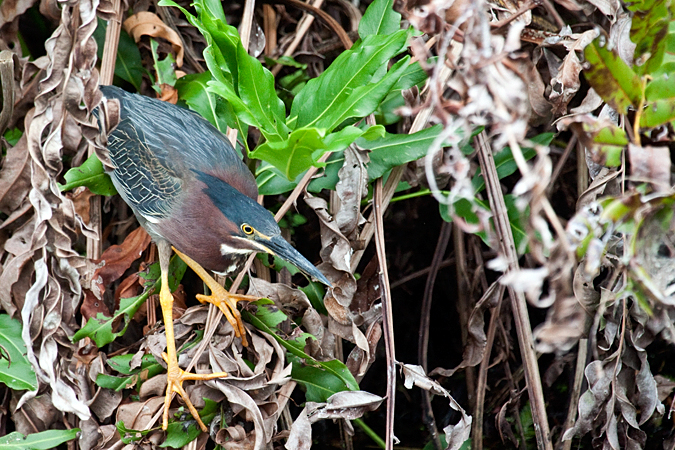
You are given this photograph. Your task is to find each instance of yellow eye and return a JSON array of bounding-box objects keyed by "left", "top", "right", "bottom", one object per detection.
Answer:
[{"left": 241, "top": 224, "right": 254, "bottom": 235}]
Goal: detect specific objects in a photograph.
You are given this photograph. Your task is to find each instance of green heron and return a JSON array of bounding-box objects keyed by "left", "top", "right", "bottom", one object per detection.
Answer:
[{"left": 97, "top": 85, "right": 330, "bottom": 432}]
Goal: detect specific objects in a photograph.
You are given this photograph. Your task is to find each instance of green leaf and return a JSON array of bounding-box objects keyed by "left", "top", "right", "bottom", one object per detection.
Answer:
[
  {"left": 359, "top": 0, "right": 401, "bottom": 38},
  {"left": 249, "top": 128, "right": 326, "bottom": 180},
  {"left": 472, "top": 133, "right": 553, "bottom": 193},
  {"left": 317, "top": 56, "right": 411, "bottom": 130},
  {"left": 583, "top": 39, "right": 643, "bottom": 114},
  {"left": 288, "top": 353, "right": 352, "bottom": 402},
  {"left": 94, "top": 19, "right": 143, "bottom": 91},
  {"left": 626, "top": 0, "right": 671, "bottom": 75},
  {"left": 161, "top": 399, "right": 219, "bottom": 447},
  {"left": 73, "top": 256, "right": 187, "bottom": 347},
  {"left": 151, "top": 39, "right": 177, "bottom": 89},
  {"left": 290, "top": 30, "right": 409, "bottom": 130},
  {"left": 243, "top": 302, "right": 359, "bottom": 394},
  {"left": 300, "top": 282, "right": 327, "bottom": 315},
  {"left": 359, "top": 124, "right": 444, "bottom": 180},
  {"left": 0, "top": 429, "right": 80, "bottom": 450},
  {"left": 96, "top": 354, "right": 164, "bottom": 391},
  {"left": 256, "top": 162, "right": 302, "bottom": 195},
  {"left": 176, "top": 72, "right": 232, "bottom": 134},
  {"left": 59, "top": 153, "right": 117, "bottom": 196},
  {"left": 4, "top": 128, "right": 22, "bottom": 146},
  {"left": 0, "top": 315, "right": 37, "bottom": 391}
]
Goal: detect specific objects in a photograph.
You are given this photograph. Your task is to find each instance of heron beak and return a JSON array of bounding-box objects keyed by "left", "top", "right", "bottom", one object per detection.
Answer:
[{"left": 259, "top": 235, "right": 331, "bottom": 287}]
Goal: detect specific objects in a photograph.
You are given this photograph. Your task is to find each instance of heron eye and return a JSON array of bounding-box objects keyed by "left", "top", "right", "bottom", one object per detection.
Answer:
[{"left": 241, "top": 224, "right": 254, "bottom": 235}]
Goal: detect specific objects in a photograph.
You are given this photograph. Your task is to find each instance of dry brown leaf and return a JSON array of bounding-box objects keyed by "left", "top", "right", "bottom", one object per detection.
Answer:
[{"left": 123, "top": 11, "right": 185, "bottom": 67}]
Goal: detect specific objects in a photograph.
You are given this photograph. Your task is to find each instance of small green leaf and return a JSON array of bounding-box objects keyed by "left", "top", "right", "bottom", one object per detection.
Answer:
[
  {"left": 4, "top": 128, "right": 22, "bottom": 146},
  {"left": 0, "top": 429, "right": 80, "bottom": 450},
  {"left": 0, "top": 315, "right": 37, "bottom": 391},
  {"left": 151, "top": 39, "right": 177, "bottom": 89},
  {"left": 584, "top": 39, "right": 643, "bottom": 114},
  {"left": 472, "top": 133, "right": 553, "bottom": 193},
  {"left": 243, "top": 304, "right": 359, "bottom": 394},
  {"left": 59, "top": 153, "right": 117, "bottom": 196},
  {"left": 161, "top": 399, "right": 218, "bottom": 447}
]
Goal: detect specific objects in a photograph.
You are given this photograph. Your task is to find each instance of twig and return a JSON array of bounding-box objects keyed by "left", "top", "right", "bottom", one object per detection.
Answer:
[
  {"left": 0, "top": 50, "right": 15, "bottom": 138},
  {"left": 373, "top": 177, "right": 396, "bottom": 450},
  {"left": 91, "top": 0, "right": 123, "bottom": 262},
  {"left": 475, "top": 130, "right": 553, "bottom": 450},
  {"left": 454, "top": 223, "right": 476, "bottom": 412},
  {"left": 472, "top": 283, "right": 505, "bottom": 450},
  {"left": 561, "top": 339, "right": 587, "bottom": 450},
  {"left": 271, "top": 0, "right": 324, "bottom": 76},
  {"left": 419, "top": 221, "right": 452, "bottom": 450}
]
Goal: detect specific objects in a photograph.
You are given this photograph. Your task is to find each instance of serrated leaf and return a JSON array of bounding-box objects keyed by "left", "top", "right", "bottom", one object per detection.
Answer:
[
  {"left": 59, "top": 153, "right": 117, "bottom": 196},
  {"left": 584, "top": 39, "right": 643, "bottom": 114},
  {"left": 0, "top": 315, "right": 37, "bottom": 391},
  {"left": 0, "top": 429, "right": 80, "bottom": 450}
]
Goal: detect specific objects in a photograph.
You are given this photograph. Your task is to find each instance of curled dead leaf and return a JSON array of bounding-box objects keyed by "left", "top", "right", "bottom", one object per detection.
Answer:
[{"left": 123, "top": 11, "right": 185, "bottom": 67}]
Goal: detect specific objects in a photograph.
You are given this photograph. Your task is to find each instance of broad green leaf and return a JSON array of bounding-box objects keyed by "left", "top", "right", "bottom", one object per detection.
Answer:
[
  {"left": 94, "top": 19, "right": 143, "bottom": 91},
  {"left": 0, "top": 429, "right": 80, "bottom": 450},
  {"left": 316, "top": 56, "right": 411, "bottom": 130},
  {"left": 584, "top": 39, "right": 643, "bottom": 114},
  {"left": 585, "top": 123, "right": 628, "bottom": 167},
  {"left": 176, "top": 72, "right": 234, "bottom": 133},
  {"left": 359, "top": 124, "right": 444, "bottom": 180},
  {"left": 0, "top": 315, "right": 37, "bottom": 391},
  {"left": 290, "top": 30, "right": 409, "bottom": 130},
  {"left": 73, "top": 256, "right": 187, "bottom": 347},
  {"left": 359, "top": 0, "right": 401, "bottom": 38},
  {"left": 288, "top": 353, "right": 352, "bottom": 402},
  {"left": 250, "top": 128, "right": 326, "bottom": 180},
  {"left": 300, "top": 282, "right": 327, "bottom": 315},
  {"left": 256, "top": 163, "right": 302, "bottom": 195},
  {"left": 59, "top": 153, "right": 117, "bottom": 196},
  {"left": 198, "top": 6, "right": 288, "bottom": 141},
  {"left": 641, "top": 98, "right": 675, "bottom": 128}
]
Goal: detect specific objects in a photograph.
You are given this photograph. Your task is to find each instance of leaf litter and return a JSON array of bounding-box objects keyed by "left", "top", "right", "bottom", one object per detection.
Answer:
[{"left": 1, "top": 0, "right": 675, "bottom": 448}]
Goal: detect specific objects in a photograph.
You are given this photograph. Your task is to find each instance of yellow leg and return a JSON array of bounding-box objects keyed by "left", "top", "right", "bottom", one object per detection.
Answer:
[
  {"left": 157, "top": 241, "right": 230, "bottom": 432},
  {"left": 172, "top": 247, "right": 259, "bottom": 347},
  {"left": 159, "top": 265, "right": 228, "bottom": 431}
]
